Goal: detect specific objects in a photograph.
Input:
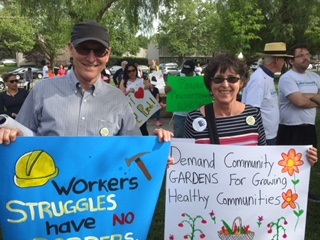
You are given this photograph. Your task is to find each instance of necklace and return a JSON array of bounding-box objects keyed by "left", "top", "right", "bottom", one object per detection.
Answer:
[{"left": 7, "top": 90, "right": 18, "bottom": 97}]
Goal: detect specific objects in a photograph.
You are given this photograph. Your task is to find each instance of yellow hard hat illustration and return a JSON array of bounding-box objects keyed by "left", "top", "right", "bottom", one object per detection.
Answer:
[{"left": 14, "top": 150, "right": 59, "bottom": 188}]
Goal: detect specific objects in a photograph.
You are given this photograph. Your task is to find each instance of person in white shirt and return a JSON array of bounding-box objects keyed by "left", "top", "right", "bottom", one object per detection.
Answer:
[
  {"left": 195, "top": 63, "right": 202, "bottom": 76},
  {"left": 277, "top": 43, "right": 320, "bottom": 202},
  {"left": 242, "top": 42, "right": 293, "bottom": 145},
  {"left": 42, "top": 62, "right": 50, "bottom": 78}
]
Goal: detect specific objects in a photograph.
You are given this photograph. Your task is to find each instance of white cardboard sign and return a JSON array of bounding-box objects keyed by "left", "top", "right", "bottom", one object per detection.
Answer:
[
  {"left": 165, "top": 142, "right": 311, "bottom": 240},
  {"left": 126, "top": 90, "right": 161, "bottom": 126}
]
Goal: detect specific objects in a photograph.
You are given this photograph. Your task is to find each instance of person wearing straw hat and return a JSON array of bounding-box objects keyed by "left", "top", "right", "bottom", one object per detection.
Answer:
[{"left": 242, "top": 42, "right": 293, "bottom": 145}]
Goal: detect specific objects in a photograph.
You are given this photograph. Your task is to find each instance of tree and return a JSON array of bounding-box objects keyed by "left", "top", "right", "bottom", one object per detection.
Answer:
[
  {"left": 215, "top": 0, "right": 265, "bottom": 58},
  {"left": 256, "top": 0, "right": 320, "bottom": 54},
  {"left": 306, "top": 16, "right": 320, "bottom": 55},
  {"left": 156, "top": 0, "right": 218, "bottom": 64},
  {"left": 0, "top": 1, "right": 37, "bottom": 57},
  {"left": 3, "top": 0, "right": 174, "bottom": 64},
  {"left": 16, "top": 0, "right": 174, "bottom": 30},
  {"left": 103, "top": 1, "right": 141, "bottom": 56}
]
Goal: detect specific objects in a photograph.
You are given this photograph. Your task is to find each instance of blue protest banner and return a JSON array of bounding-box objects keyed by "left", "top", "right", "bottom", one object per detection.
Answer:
[{"left": 0, "top": 136, "right": 170, "bottom": 240}]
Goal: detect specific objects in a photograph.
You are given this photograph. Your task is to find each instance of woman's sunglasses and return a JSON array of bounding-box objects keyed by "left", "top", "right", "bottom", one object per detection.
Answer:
[
  {"left": 211, "top": 76, "right": 240, "bottom": 84},
  {"left": 8, "top": 80, "right": 19, "bottom": 84}
]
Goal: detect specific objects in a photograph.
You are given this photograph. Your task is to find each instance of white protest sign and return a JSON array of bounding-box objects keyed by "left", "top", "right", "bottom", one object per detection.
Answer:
[
  {"left": 149, "top": 70, "right": 166, "bottom": 94},
  {"left": 127, "top": 90, "right": 161, "bottom": 127},
  {"left": 165, "top": 142, "right": 311, "bottom": 240}
]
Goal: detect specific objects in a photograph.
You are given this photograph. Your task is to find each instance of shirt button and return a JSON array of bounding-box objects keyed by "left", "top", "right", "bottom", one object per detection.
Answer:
[{"left": 82, "top": 117, "right": 85, "bottom": 120}]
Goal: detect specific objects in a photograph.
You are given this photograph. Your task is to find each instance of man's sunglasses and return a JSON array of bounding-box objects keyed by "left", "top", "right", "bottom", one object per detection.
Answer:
[
  {"left": 8, "top": 80, "right": 19, "bottom": 83},
  {"left": 211, "top": 76, "right": 240, "bottom": 84},
  {"left": 74, "top": 45, "right": 109, "bottom": 58}
]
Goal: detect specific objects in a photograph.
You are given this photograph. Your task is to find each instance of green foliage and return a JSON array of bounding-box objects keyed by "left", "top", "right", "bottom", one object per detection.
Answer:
[
  {"left": 216, "top": 0, "right": 265, "bottom": 56},
  {"left": 1, "top": 0, "right": 320, "bottom": 65},
  {"left": 247, "top": 0, "right": 320, "bottom": 56},
  {"left": 0, "top": 1, "right": 37, "bottom": 54},
  {"left": 156, "top": 0, "right": 217, "bottom": 64},
  {"left": 15, "top": 0, "right": 172, "bottom": 31},
  {"left": 0, "top": 66, "right": 19, "bottom": 77},
  {"left": 103, "top": 2, "right": 141, "bottom": 56},
  {"left": 306, "top": 16, "right": 320, "bottom": 53},
  {"left": 6, "top": 0, "right": 162, "bottom": 61}
]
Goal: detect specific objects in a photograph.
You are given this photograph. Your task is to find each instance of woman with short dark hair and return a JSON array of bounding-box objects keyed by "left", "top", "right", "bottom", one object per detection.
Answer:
[
  {"left": 185, "top": 53, "right": 266, "bottom": 145},
  {"left": 0, "top": 73, "right": 29, "bottom": 119}
]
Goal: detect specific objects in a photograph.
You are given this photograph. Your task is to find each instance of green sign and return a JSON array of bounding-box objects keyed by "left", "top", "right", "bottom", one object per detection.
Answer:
[{"left": 166, "top": 75, "right": 212, "bottom": 112}]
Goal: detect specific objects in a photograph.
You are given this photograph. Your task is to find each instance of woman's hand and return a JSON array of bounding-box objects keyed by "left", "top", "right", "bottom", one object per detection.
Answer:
[
  {"left": 144, "top": 83, "right": 150, "bottom": 90},
  {"left": 153, "top": 128, "right": 173, "bottom": 142},
  {"left": 0, "top": 128, "right": 24, "bottom": 145},
  {"left": 129, "top": 88, "right": 135, "bottom": 93},
  {"left": 167, "top": 157, "right": 174, "bottom": 168},
  {"left": 307, "top": 147, "right": 318, "bottom": 166},
  {"left": 125, "top": 88, "right": 135, "bottom": 95}
]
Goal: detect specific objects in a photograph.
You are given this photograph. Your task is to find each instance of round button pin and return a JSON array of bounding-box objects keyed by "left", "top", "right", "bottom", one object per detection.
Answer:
[
  {"left": 192, "top": 117, "right": 207, "bottom": 132},
  {"left": 99, "top": 127, "right": 109, "bottom": 136},
  {"left": 246, "top": 116, "right": 255, "bottom": 126}
]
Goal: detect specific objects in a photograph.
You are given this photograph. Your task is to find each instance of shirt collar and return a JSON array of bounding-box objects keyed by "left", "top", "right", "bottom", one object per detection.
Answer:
[
  {"left": 260, "top": 65, "right": 274, "bottom": 78},
  {"left": 68, "top": 68, "right": 103, "bottom": 95}
]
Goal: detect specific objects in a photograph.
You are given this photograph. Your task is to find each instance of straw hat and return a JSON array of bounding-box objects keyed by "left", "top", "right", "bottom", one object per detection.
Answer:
[{"left": 260, "top": 42, "right": 293, "bottom": 57}]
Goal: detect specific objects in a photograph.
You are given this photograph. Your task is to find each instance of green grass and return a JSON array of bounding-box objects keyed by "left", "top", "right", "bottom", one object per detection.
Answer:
[{"left": 0, "top": 66, "right": 18, "bottom": 76}]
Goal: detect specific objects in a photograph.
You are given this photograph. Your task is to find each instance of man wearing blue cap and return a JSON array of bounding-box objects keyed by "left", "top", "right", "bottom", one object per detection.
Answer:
[{"left": 0, "top": 21, "right": 173, "bottom": 142}]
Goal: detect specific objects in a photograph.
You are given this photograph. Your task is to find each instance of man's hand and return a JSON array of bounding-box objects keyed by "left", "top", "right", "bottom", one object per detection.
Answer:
[
  {"left": 310, "top": 94, "right": 320, "bottom": 105},
  {"left": 153, "top": 128, "right": 174, "bottom": 142},
  {"left": 0, "top": 128, "right": 23, "bottom": 145}
]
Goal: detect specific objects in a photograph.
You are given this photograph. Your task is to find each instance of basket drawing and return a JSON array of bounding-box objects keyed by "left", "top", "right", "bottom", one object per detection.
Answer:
[{"left": 217, "top": 217, "right": 255, "bottom": 240}]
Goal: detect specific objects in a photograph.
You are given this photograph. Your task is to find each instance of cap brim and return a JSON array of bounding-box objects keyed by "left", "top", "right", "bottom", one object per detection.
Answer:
[{"left": 73, "top": 38, "right": 110, "bottom": 49}]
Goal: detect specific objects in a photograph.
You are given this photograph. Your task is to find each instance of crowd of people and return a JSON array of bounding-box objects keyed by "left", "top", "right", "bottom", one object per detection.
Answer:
[{"left": 0, "top": 21, "right": 319, "bottom": 231}]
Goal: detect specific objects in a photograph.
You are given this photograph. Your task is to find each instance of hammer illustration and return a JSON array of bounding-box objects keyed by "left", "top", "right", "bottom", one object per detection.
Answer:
[{"left": 126, "top": 152, "right": 152, "bottom": 181}]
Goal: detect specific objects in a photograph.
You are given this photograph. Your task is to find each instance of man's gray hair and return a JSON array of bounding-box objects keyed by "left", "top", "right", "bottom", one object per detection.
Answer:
[{"left": 263, "top": 56, "right": 276, "bottom": 65}]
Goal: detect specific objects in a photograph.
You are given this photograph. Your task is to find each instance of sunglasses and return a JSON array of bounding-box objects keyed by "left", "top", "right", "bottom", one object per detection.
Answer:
[
  {"left": 128, "top": 69, "right": 136, "bottom": 73},
  {"left": 211, "top": 76, "right": 240, "bottom": 84},
  {"left": 74, "top": 45, "right": 109, "bottom": 58},
  {"left": 8, "top": 80, "right": 19, "bottom": 84}
]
